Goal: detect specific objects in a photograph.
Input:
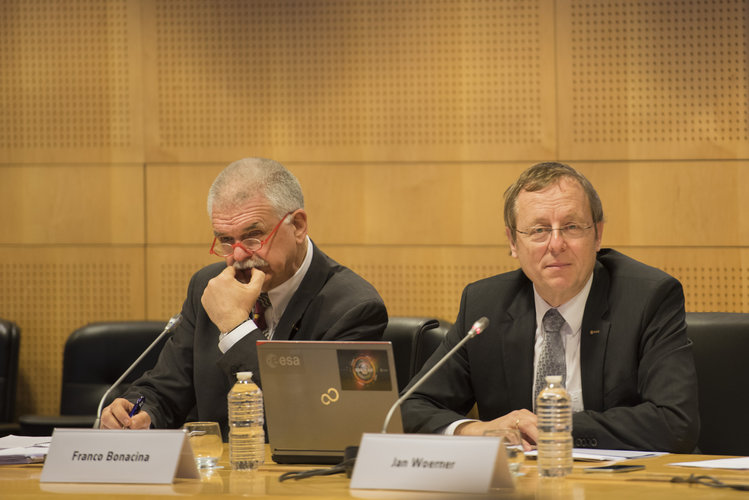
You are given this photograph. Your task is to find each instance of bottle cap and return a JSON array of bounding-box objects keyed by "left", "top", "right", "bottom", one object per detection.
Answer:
[
  {"left": 236, "top": 371, "right": 254, "bottom": 381},
  {"left": 545, "top": 375, "right": 563, "bottom": 384}
]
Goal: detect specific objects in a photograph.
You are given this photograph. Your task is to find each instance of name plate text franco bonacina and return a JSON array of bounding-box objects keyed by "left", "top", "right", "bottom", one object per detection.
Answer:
[{"left": 70, "top": 450, "right": 150, "bottom": 462}]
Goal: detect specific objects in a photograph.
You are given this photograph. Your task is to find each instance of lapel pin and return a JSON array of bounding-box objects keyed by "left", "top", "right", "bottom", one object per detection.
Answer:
[{"left": 589, "top": 330, "right": 599, "bottom": 335}]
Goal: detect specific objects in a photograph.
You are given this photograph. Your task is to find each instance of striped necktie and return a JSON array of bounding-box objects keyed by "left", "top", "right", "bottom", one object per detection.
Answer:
[{"left": 253, "top": 292, "right": 271, "bottom": 338}]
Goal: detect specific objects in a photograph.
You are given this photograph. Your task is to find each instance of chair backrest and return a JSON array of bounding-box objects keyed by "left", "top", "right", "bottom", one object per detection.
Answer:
[
  {"left": 0, "top": 320, "right": 20, "bottom": 422},
  {"left": 686, "top": 312, "right": 749, "bottom": 455},
  {"left": 59, "top": 321, "right": 171, "bottom": 415},
  {"left": 412, "top": 319, "right": 450, "bottom": 376},
  {"left": 382, "top": 317, "right": 446, "bottom": 392}
]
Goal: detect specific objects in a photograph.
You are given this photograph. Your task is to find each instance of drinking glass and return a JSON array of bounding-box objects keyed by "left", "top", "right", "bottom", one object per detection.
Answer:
[
  {"left": 183, "top": 421, "right": 223, "bottom": 469},
  {"left": 483, "top": 428, "right": 526, "bottom": 477}
]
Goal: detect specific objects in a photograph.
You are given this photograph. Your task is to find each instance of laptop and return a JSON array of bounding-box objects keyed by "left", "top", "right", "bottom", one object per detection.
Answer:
[{"left": 256, "top": 340, "right": 403, "bottom": 464}]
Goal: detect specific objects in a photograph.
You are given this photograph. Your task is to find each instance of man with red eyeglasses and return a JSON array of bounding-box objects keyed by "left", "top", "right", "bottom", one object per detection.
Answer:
[{"left": 100, "top": 158, "right": 388, "bottom": 433}]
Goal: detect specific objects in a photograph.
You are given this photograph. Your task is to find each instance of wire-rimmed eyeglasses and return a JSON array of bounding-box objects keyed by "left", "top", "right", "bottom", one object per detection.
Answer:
[{"left": 515, "top": 223, "right": 593, "bottom": 243}]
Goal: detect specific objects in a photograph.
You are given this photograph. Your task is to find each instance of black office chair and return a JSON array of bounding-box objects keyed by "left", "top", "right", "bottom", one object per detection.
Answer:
[
  {"left": 686, "top": 312, "right": 749, "bottom": 455},
  {"left": 381, "top": 317, "right": 451, "bottom": 392},
  {"left": 19, "top": 321, "right": 171, "bottom": 436},
  {"left": 412, "top": 319, "right": 450, "bottom": 376},
  {"left": 0, "top": 319, "right": 20, "bottom": 437}
]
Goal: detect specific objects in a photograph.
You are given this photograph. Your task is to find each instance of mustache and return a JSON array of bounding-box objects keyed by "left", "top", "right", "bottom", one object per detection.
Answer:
[{"left": 233, "top": 256, "right": 268, "bottom": 270}]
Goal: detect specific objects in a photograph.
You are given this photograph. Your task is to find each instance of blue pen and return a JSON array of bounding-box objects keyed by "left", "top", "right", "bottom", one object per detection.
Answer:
[{"left": 128, "top": 395, "right": 145, "bottom": 418}]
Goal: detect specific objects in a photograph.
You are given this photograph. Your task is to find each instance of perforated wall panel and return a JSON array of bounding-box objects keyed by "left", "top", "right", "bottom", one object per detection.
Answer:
[
  {"left": 0, "top": 249, "right": 145, "bottom": 416},
  {"left": 557, "top": 0, "right": 749, "bottom": 159},
  {"left": 145, "top": 245, "right": 749, "bottom": 330},
  {"left": 143, "top": 0, "right": 556, "bottom": 162},
  {"left": 0, "top": 0, "right": 144, "bottom": 162},
  {"left": 625, "top": 247, "right": 749, "bottom": 313},
  {"left": 145, "top": 249, "right": 215, "bottom": 320}
]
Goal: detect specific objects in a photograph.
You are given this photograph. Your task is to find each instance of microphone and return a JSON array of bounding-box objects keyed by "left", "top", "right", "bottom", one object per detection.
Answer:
[
  {"left": 93, "top": 313, "right": 183, "bottom": 429},
  {"left": 381, "top": 316, "right": 489, "bottom": 433}
]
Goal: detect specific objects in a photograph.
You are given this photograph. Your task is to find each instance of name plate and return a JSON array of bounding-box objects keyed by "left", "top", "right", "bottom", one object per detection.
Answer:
[
  {"left": 350, "top": 433, "right": 513, "bottom": 494},
  {"left": 40, "top": 429, "right": 200, "bottom": 484}
]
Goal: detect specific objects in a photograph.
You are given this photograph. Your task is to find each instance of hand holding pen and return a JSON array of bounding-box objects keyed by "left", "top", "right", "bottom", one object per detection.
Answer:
[
  {"left": 123, "top": 395, "right": 145, "bottom": 429},
  {"left": 98, "top": 396, "right": 152, "bottom": 429},
  {"left": 128, "top": 395, "right": 145, "bottom": 418}
]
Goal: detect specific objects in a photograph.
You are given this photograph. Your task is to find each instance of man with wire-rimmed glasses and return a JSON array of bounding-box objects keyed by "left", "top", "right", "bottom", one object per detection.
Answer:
[
  {"left": 101, "top": 157, "right": 388, "bottom": 434},
  {"left": 402, "top": 162, "right": 699, "bottom": 453}
]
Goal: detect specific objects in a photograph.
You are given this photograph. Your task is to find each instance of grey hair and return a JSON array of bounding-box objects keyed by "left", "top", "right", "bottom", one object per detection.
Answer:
[{"left": 206, "top": 158, "right": 304, "bottom": 217}]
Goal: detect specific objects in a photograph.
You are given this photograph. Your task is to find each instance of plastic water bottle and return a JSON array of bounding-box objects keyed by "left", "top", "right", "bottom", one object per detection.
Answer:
[
  {"left": 228, "top": 371, "right": 265, "bottom": 470},
  {"left": 536, "top": 375, "right": 573, "bottom": 477}
]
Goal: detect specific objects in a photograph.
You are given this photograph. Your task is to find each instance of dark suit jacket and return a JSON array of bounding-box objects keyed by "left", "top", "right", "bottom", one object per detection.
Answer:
[
  {"left": 123, "top": 242, "right": 388, "bottom": 436},
  {"left": 401, "top": 249, "right": 699, "bottom": 453}
]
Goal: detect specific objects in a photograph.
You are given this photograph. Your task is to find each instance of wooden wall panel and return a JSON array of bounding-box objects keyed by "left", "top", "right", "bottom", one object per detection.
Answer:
[
  {"left": 145, "top": 160, "right": 748, "bottom": 247},
  {"left": 625, "top": 163, "right": 747, "bottom": 247},
  {"left": 145, "top": 247, "right": 218, "bottom": 320},
  {"left": 0, "top": 248, "right": 146, "bottom": 416},
  {"left": 145, "top": 164, "right": 221, "bottom": 244},
  {"left": 556, "top": 0, "right": 749, "bottom": 160},
  {"left": 0, "top": 164, "right": 145, "bottom": 245},
  {"left": 621, "top": 247, "right": 749, "bottom": 313},
  {"left": 293, "top": 162, "right": 517, "bottom": 246},
  {"left": 146, "top": 162, "right": 521, "bottom": 246},
  {"left": 0, "top": 0, "right": 144, "bottom": 163},
  {"left": 324, "top": 245, "right": 518, "bottom": 322},
  {"left": 141, "top": 0, "right": 556, "bottom": 163},
  {"left": 570, "top": 161, "right": 749, "bottom": 248}
]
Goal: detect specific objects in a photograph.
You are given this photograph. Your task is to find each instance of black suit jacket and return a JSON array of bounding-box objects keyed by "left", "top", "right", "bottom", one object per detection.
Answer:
[
  {"left": 123, "top": 242, "right": 388, "bottom": 435},
  {"left": 401, "top": 249, "right": 699, "bottom": 453}
]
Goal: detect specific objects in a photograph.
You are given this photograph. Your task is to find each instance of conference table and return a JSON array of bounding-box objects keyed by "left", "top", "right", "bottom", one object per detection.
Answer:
[{"left": 2, "top": 445, "right": 749, "bottom": 499}]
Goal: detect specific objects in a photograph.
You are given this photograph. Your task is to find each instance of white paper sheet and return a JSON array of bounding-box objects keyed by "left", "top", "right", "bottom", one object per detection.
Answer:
[
  {"left": 525, "top": 448, "right": 667, "bottom": 462},
  {"left": 0, "top": 435, "right": 50, "bottom": 464},
  {"left": 669, "top": 457, "right": 749, "bottom": 470}
]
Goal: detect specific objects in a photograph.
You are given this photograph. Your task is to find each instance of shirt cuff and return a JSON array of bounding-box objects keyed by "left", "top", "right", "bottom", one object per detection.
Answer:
[
  {"left": 441, "top": 419, "right": 478, "bottom": 435},
  {"left": 218, "top": 319, "right": 259, "bottom": 353}
]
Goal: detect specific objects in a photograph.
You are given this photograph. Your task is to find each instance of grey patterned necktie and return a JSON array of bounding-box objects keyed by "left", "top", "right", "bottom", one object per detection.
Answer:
[{"left": 534, "top": 308, "right": 567, "bottom": 409}]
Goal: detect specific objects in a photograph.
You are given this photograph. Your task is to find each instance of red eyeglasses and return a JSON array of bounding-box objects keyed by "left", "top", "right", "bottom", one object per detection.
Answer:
[{"left": 209, "top": 211, "right": 294, "bottom": 257}]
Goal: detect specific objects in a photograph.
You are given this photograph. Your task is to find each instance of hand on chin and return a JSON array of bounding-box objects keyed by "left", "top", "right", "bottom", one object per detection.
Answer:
[{"left": 233, "top": 265, "right": 270, "bottom": 286}]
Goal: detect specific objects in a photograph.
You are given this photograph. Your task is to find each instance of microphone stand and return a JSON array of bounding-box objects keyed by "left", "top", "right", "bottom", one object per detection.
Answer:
[
  {"left": 92, "top": 313, "right": 183, "bottom": 429},
  {"left": 381, "top": 317, "right": 488, "bottom": 433}
]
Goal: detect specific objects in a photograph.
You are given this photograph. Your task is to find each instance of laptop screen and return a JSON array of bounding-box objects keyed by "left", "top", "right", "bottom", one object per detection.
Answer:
[{"left": 256, "top": 340, "right": 403, "bottom": 464}]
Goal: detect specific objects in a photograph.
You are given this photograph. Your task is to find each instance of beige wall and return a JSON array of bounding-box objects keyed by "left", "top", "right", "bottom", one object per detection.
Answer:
[{"left": 1, "top": 0, "right": 747, "bottom": 416}]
